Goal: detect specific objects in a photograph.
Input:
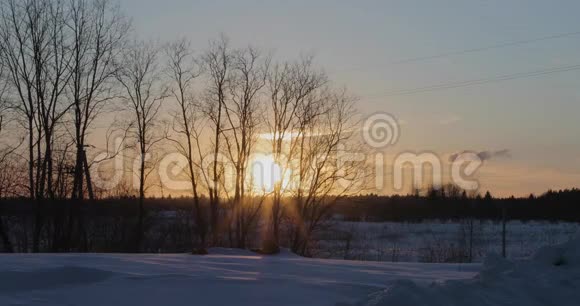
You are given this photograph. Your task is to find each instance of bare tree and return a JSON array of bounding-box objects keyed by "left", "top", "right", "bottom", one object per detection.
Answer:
[
  {"left": 201, "top": 35, "right": 231, "bottom": 244},
  {"left": 0, "top": 0, "right": 75, "bottom": 251},
  {"left": 0, "top": 59, "right": 18, "bottom": 252},
  {"left": 67, "top": 0, "right": 129, "bottom": 200},
  {"left": 288, "top": 89, "right": 365, "bottom": 255},
  {"left": 265, "top": 56, "right": 327, "bottom": 246},
  {"left": 116, "top": 40, "right": 166, "bottom": 251},
  {"left": 220, "top": 46, "right": 268, "bottom": 248},
  {"left": 35, "top": 0, "right": 73, "bottom": 200},
  {"left": 0, "top": 0, "right": 38, "bottom": 201},
  {"left": 0, "top": 0, "right": 38, "bottom": 200},
  {"left": 164, "top": 39, "right": 208, "bottom": 249}
]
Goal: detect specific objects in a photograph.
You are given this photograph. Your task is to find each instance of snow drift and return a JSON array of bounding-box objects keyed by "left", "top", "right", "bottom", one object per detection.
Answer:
[{"left": 363, "top": 237, "right": 580, "bottom": 306}]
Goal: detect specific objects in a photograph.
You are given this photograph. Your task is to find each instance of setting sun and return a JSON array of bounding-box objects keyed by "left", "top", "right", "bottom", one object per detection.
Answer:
[{"left": 250, "top": 154, "right": 290, "bottom": 193}]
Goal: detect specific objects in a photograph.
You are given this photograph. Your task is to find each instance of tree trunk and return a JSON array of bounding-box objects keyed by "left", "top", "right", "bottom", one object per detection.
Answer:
[
  {"left": 28, "top": 117, "right": 35, "bottom": 199},
  {"left": 136, "top": 153, "right": 146, "bottom": 252},
  {"left": 502, "top": 206, "right": 507, "bottom": 258},
  {"left": 0, "top": 204, "right": 13, "bottom": 252},
  {"left": 32, "top": 198, "right": 42, "bottom": 253}
]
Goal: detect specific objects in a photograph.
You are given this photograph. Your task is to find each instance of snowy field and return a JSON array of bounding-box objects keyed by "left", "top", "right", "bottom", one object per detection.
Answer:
[
  {"left": 315, "top": 221, "right": 580, "bottom": 262},
  {"left": 0, "top": 249, "right": 479, "bottom": 306},
  {"left": 1, "top": 238, "right": 580, "bottom": 306}
]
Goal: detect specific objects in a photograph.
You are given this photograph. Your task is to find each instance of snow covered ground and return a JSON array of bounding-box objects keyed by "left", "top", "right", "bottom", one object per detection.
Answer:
[
  {"left": 316, "top": 221, "right": 580, "bottom": 262},
  {"left": 1, "top": 238, "right": 579, "bottom": 306},
  {"left": 366, "top": 237, "right": 580, "bottom": 306},
  {"left": 0, "top": 249, "right": 477, "bottom": 306}
]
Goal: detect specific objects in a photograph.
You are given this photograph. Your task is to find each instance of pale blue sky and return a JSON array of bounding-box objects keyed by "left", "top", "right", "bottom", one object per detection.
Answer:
[{"left": 121, "top": 0, "right": 580, "bottom": 196}]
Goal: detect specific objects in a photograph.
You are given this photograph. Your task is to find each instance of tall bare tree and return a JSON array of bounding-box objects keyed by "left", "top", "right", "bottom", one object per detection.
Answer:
[
  {"left": 67, "top": 0, "right": 129, "bottom": 200},
  {"left": 0, "top": 59, "right": 17, "bottom": 252},
  {"left": 35, "top": 0, "right": 73, "bottom": 200},
  {"left": 0, "top": 0, "right": 40, "bottom": 200},
  {"left": 0, "top": 0, "right": 74, "bottom": 251},
  {"left": 265, "top": 56, "right": 327, "bottom": 246},
  {"left": 222, "top": 46, "right": 268, "bottom": 248},
  {"left": 164, "top": 39, "right": 207, "bottom": 249},
  {"left": 116, "top": 40, "right": 166, "bottom": 251},
  {"left": 288, "top": 89, "right": 365, "bottom": 255},
  {"left": 201, "top": 35, "right": 231, "bottom": 244}
]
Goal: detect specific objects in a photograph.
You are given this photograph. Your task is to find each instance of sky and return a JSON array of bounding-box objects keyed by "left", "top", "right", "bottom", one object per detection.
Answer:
[{"left": 118, "top": 0, "right": 580, "bottom": 197}]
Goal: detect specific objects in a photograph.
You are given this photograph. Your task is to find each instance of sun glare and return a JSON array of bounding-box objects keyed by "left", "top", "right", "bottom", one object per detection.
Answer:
[
  {"left": 258, "top": 132, "right": 300, "bottom": 141},
  {"left": 250, "top": 154, "right": 290, "bottom": 193}
]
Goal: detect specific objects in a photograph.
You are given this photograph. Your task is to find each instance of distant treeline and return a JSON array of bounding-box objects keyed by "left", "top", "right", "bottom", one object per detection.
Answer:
[
  {"left": 2, "top": 188, "right": 579, "bottom": 223},
  {"left": 334, "top": 188, "right": 580, "bottom": 222}
]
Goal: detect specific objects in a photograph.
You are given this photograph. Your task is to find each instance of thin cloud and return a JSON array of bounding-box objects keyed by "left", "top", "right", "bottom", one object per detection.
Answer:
[
  {"left": 439, "top": 115, "right": 462, "bottom": 125},
  {"left": 449, "top": 149, "right": 511, "bottom": 162}
]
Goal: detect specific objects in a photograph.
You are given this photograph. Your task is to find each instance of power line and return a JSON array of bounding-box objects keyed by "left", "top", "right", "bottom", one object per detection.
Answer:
[
  {"left": 391, "top": 31, "right": 580, "bottom": 65},
  {"left": 364, "top": 63, "right": 580, "bottom": 98},
  {"left": 333, "top": 30, "right": 580, "bottom": 73}
]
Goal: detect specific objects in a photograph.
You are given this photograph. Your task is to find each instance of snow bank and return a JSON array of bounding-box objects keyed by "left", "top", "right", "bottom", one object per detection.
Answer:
[{"left": 362, "top": 237, "right": 580, "bottom": 306}]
